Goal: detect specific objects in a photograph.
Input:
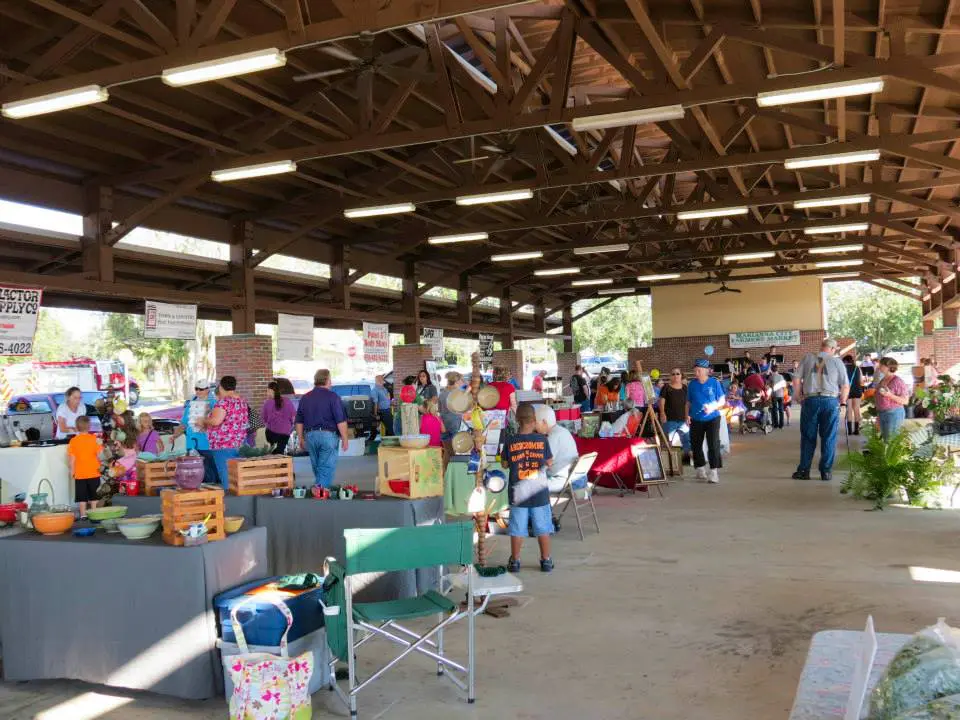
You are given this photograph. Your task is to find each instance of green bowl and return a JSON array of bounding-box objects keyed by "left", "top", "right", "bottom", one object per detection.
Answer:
[{"left": 87, "top": 506, "right": 129, "bottom": 521}]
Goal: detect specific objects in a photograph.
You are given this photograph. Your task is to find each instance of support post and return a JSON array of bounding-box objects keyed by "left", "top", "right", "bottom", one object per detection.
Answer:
[
  {"left": 562, "top": 306, "right": 574, "bottom": 353},
  {"left": 500, "top": 286, "right": 514, "bottom": 349},
  {"left": 924, "top": 319, "right": 935, "bottom": 334},
  {"left": 534, "top": 299, "right": 546, "bottom": 334},
  {"left": 402, "top": 259, "right": 421, "bottom": 344},
  {"left": 230, "top": 220, "right": 256, "bottom": 334},
  {"left": 329, "top": 242, "right": 350, "bottom": 310},
  {"left": 457, "top": 272, "right": 472, "bottom": 324},
  {"left": 943, "top": 307, "right": 959, "bottom": 328},
  {"left": 81, "top": 186, "right": 115, "bottom": 282}
]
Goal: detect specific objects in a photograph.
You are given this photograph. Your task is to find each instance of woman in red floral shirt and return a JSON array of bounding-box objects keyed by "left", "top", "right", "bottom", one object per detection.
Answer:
[{"left": 206, "top": 376, "right": 249, "bottom": 488}]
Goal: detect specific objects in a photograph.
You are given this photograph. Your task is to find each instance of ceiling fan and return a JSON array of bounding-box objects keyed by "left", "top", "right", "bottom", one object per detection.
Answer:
[
  {"left": 293, "top": 34, "right": 433, "bottom": 84},
  {"left": 704, "top": 281, "right": 741, "bottom": 296},
  {"left": 453, "top": 139, "right": 540, "bottom": 165}
]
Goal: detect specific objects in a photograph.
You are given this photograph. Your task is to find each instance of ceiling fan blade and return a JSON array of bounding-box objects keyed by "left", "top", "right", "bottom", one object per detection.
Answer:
[
  {"left": 380, "top": 66, "right": 437, "bottom": 82},
  {"left": 452, "top": 156, "right": 489, "bottom": 164},
  {"left": 379, "top": 46, "right": 424, "bottom": 66},
  {"left": 728, "top": 288, "right": 743, "bottom": 293},
  {"left": 318, "top": 44, "right": 360, "bottom": 63},
  {"left": 293, "top": 68, "right": 350, "bottom": 82},
  {"left": 479, "top": 144, "right": 509, "bottom": 154},
  {"left": 704, "top": 288, "right": 722, "bottom": 295}
]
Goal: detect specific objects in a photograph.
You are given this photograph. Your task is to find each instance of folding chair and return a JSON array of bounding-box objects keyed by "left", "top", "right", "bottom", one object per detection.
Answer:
[
  {"left": 549, "top": 452, "right": 600, "bottom": 541},
  {"left": 321, "top": 522, "right": 476, "bottom": 718}
]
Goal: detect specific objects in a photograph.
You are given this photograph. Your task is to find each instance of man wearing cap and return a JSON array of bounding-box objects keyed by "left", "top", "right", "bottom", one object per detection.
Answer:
[
  {"left": 686, "top": 359, "right": 727, "bottom": 484},
  {"left": 792, "top": 338, "right": 850, "bottom": 482},
  {"left": 173, "top": 379, "right": 218, "bottom": 484}
]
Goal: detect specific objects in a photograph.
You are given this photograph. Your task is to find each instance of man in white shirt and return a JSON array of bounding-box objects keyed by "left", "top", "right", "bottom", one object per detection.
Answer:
[{"left": 534, "top": 405, "right": 580, "bottom": 492}]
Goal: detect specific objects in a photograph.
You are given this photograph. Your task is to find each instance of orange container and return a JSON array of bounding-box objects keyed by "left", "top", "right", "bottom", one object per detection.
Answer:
[{"left": 32, "top": 512, "right": 75, "bottom": 535}]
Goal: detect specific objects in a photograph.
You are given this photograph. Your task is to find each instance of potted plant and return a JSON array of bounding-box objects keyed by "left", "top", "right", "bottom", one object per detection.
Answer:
[{"left": 915, "top": 379, "right": 960, "bottom": 433}]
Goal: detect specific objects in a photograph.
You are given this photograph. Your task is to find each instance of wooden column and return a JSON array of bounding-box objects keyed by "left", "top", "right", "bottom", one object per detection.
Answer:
[
  {"left": 81, "top": 186, "right": 115, "bottom": 282},
  {"left": 402, "top": 259, "right": 421, "bottom": 344},
  {"left": 943, "top": 306, "right": 959, "bottom": 328},
  {"left": 457, "top": 272, "right": 473, "bottom": 324},
  {"left": 924, "top": 319, "right": 935, "bottom": 335},
  {"left": 329, "top": 242, "right": 350, "bottom": 310},
  {"left": 562, "top": 306, "right": 574, "bottom": 352},
  {"left": 534, "top": 299, "right": 546, "bottom": 334},
  {"left": 500, "top": 286, "right": 514, "bottom": 349},
  {"left": 230, "top": 220, "right": 256, "bottom": 334}
]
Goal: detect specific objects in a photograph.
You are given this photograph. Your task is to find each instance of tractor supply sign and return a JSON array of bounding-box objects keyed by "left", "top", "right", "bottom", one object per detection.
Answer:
[
  {"left": 0, "top": 285, "right": 42, "bottom": 356},
  {"left": 363, "top": 322, "right": 389, "bottom": 364},
  {"left": 728, "top": 330, "right": 801, "bottom": 348},
  {"left": 144, "top": 300, "right": 197, "bottom": 340}
]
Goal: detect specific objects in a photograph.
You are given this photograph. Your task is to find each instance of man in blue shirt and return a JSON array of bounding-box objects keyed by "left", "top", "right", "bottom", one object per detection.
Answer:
[
  {"left": 295, "top": 369, "right": 349, "bottom": 488},
  {"left": 372, "top": 374, "right": 392, "bottom": 439},
  {"left": 686, "top": 359, "right": 727, "bottom": 484},
  {"left": 174, "top": 379, "right": 217, "bottom": 483}
]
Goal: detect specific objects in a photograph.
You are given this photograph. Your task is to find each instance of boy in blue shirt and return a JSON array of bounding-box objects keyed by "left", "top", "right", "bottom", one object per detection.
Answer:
[
  {"left": 687, "top": 359, "right": 727, "bottom": 484},
  {"left": 502, "top": 404, "right": 554, "bottom": 572}
]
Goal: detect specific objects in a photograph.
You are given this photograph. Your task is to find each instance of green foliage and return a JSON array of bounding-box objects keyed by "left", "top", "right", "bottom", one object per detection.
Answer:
[
  {"left": 556, "top": 296, "right": 652, "bottom": 355},
  {"left": 914, "top": 380, "right": 960, "bottom": 422},
  {"left": 98, "top": 314, "right": 192, "bottom": 401},
  {"left": 826, "top": 283, "right": 921, "bottom": 355}
]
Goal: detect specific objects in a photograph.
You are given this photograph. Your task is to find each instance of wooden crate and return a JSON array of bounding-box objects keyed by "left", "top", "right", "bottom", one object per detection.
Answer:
[
  {"left": 228, "top": 455, "right": 294, "bottom": 496},
  {"left": 161, "top": 487, "right": 225, "bottom": 546},
  {"left": 137, "top": 460, "right": 177, "bottom": 496}
]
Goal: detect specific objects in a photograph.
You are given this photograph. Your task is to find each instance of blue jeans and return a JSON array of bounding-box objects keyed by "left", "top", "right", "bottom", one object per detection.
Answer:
[
  {"left": 209, "top": 448, "right": 239, "bottom": 489},
  {"left": 662, "top": 420, "right": 691, "bottom": 451},
  {"left": 198, "top": 449, "right": 218, "bottom": 485},
  {"left": 879, "top": 407, "right": 906, "bottom": 440},
  {"left": 797, "top": 396, "right": 840, "bottom": 476},
  {"left": 507, "top": 504, "right": 554, "bottom": 537},
  {"left": 306, "top": 430, "right": 340, "bottom": 488},
  {"left": 579, "top": 398, "right": 591, "bottom": 413}
]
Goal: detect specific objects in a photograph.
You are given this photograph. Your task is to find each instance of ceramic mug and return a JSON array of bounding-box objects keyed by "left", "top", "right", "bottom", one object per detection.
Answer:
[
  {"left": 293, "top": 487, "right": 306, "bottom": 499},
  {"left": 271, "top": 488, "right": 284, "bottom": 498}
]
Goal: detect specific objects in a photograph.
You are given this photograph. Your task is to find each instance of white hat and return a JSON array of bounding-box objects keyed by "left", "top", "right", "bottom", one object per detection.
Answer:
[{"left": 195, "top": 379, "right": 211, "bottom": 390}]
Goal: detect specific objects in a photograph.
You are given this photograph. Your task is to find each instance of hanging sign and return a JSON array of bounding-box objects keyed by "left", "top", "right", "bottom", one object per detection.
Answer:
[
  {"left": 0, "top": 285, "right": 42, "bottom": 356},
  {"left": 144, "top": 300, "right": 197, "bottom": 340},
  {"left": 277, "top": 313, "right": 314, "bottom": 361},
  {"left": 728, "top": 330, "right": 801, "bottom": 348},
  {"left": 478, "top": 333, "right": 495, "bottom": 365},
  {"left": 362, "top": 322, "right": 390, "bottom": 364},
  {"left": 421, "top": 327, "right": 444, "bottom": 361}
]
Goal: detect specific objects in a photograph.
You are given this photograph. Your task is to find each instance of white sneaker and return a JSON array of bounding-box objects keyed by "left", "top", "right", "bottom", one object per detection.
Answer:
[
  {"left": 708, "top": 469, "right": 719, "bottom": 484},
  {"left": 695, "top": 466, "right": 708, "bottom": 481}
]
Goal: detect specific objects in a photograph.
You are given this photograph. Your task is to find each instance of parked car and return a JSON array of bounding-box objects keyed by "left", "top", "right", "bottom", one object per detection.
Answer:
[
  {"left": 582, "top": 355, "right": 627, "bottom": 376},
  {"left": 128, "top": 377, "right": 141, "bottom": 406}
]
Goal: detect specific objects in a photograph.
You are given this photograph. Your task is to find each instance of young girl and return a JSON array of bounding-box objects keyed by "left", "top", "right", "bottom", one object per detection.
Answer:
[
  {"left": 419, "top": 398, "right": 443, "bottom": 448},
  {"left": 136, "top": 412, "right": 165, "bottom": 454}
]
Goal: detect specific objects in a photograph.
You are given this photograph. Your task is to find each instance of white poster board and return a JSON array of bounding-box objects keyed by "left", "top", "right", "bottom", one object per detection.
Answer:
[
  {"left": 277, "top": 313, "right": 314, "bottom": 361},
  {"left": 478, "top": 333, "right": 495, "bottom": 366},
  {"left": 144, "top": 300, "right": 197, "bottom": 340},
  {"left": 729, "top": 330, "right": 801, "bottom": 348},
  {"left": 0, "top": 285, "right": 42, "bottom": 356},
  {"left": 362, "top": 322, "right": 390, "bottom": 364},
  {"left": 844, "top": 616, "right": 878, "bottom": 720},
  {"left": 422, "top": 327, "right": 444, "bottom": 361}
]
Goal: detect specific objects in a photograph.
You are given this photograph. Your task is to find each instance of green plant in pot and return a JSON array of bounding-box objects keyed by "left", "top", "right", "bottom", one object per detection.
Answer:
[{"left": 915, "top": 380, "right": 960, "bottom": 426}]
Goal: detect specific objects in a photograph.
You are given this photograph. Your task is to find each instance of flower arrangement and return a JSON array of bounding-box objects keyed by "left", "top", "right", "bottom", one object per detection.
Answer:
[{"left": 914, "top": 376, "right": 960, "bottom": 424}]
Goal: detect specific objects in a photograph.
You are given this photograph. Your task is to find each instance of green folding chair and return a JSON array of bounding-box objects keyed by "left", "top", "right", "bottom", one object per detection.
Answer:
[{"left": 321, "top": 522, "right": 475, "bottom": 718}]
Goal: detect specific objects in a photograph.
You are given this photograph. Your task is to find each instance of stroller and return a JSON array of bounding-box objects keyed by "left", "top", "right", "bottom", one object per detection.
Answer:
[{"left": 740, "top": 387, "right": 773, "bottom": 434}]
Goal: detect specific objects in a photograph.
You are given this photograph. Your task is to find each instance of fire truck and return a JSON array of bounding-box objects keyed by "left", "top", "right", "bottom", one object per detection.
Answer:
[{"left": 1, "top": 358, "right": 139, "bottom": 406}]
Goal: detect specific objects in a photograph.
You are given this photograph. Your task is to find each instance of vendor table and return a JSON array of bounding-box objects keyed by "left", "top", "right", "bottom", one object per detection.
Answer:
[
  {"left": 253, "top": 495, "right": 443, "bottom": 601},
  {"left": 789, "top": 629, "right": 910, "bottom": 719},
  {"left": 0, "top": 526, "right": 267, "bottom": 699},
  {"left": 444, "top": 460, "right": 508, "bottom": 516},
  {"left": 573, "top": 436, "right": 647, "bottom": 491},
  {"left": 113, "top": 494, "right": 257, "bottom": 528},
  {"left": 0, "top": 444, "right": 72, "bottom": 504}
]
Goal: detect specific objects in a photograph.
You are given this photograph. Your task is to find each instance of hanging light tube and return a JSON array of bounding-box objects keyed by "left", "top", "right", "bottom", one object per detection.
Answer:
[
  {"left": 162, "top": 48, "right": 287, "bottom": 86},
  {"left": 343, "top": 202, "right": 416, "bottom": 219},
  {"left": 490, "top": 251, "right": 543, "bottom": 262},
  {"left": 1, "top": 85, "right": 109, "bottom": 119},
  {"left": 573, "top": 243, "right": 630, "bottom": 255},
  {"left": 757, "top": 77, "right": 884, "bottom": 107},
  {"left": 455, "top": 189, "right": 533, "bottom": 206},
  {"left": 427, "top": 231, "right": 488, "bottom": 245},
  {"left": 676, "top": 206, "right": 749, "bottom": 221},
  {"left": 211, "top": 160, "right": 297, "bottom": 182},
  {"left": 784, "top": 150, "right": 880, "bottom": 170},
  {"left": 723, "top": 251, "right": 776, "bottom": 261},
  {"left": 819, "top": 272, "right": 861, "bottom": 278},
  {"left": 597, "top": 288, "right": 637, "bottom": 295},
  {"left": 571, "top": 278, "right": 613, "bottom": 287},
  {"left": 571, "top": 104, "right": 685, "bottom": 132},
  {"left": 808, "top": 244, "right": 864, "bottom": 254},
  {"left": 534, "top": 267, "right": 580, "bottom": 276},
  {"left": 814, "top": 259, "right": 865, "bottom": 268},
  {"left": 793, "top": 193, "right": 871, "bottom": 209},
  {"left": 637, "top": 273, "right": 681, "bottom": 281},
  {"left": 803, "top": 222, "right": 869, "bottom": 235}
]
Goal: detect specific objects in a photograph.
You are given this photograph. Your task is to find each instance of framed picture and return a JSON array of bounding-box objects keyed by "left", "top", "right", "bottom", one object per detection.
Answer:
[
  {"left": 634, "top": 444, "right": 666, "bottom": 482},
  {"left": 640, "top": 375, "right": 655, "bottom": 405}
]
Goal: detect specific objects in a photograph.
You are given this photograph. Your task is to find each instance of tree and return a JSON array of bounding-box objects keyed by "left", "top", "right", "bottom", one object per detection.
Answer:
[
  {"left": 557, "top": 296, "right": 652, "bottom": 355},
  {"left": 826, "top": 282, "right": 922, "bottom": 355},
  {"left": 98, "top": 314, "right": 192, "bottom": 401}
]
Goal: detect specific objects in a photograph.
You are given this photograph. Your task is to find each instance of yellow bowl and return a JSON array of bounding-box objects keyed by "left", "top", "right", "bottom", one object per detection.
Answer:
[{"left": 224, "top": 516, "right": 245, "bottom": 533}]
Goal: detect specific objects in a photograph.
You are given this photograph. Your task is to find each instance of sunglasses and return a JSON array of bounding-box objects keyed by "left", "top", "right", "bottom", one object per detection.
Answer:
[
  {"left": 671, "top": 372, "right": 682, "bottom": 375},
  {"left": 195, "top": 387, "right": 208, "bottom": 391}
]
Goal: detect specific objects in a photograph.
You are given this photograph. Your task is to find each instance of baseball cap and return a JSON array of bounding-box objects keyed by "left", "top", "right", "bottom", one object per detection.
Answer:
[
  {"left": 195, "top": 379, "right": 211, "bottom": 390},
  {"left": 694, "top": 359, "right": 711, "bottom": 369}
]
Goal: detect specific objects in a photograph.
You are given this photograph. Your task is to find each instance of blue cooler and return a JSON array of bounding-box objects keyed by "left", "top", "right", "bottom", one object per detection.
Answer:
[{"left": 213, "top": 576, "right": 325, "bottom": 646}]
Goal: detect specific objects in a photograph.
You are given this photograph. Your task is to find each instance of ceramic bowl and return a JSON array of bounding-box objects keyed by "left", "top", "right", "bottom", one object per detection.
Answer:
[
  {"left": 446, "top": 388, "right": 474, "bottom": 414},
  {"left": 32, "top": 512, "right": 75, "bottom": 536},
  {"left": 224, "top": 516, "right": 244, "bottom": 533},
  {"left": 477, "top": 385, "right": 501, "bottom": 410},
  {"left": 116, "top": 517, "right": 159, "bottom": 540},
  {"left": 73, "top": 526, "right": 96, "bottom": 537},
  {"left": 451, "top": 431, "right": 475, "bottom": 455},
  {"left": 292, "top": 487, "right": 306, "bottom": 499},
  {"left": 100, "top": 518, "right": 122, "bottom": 533},
  {"left": 87, "top": 506, "right": 128, "bottom": 522},
  {"left": 399, "top": 434, "right": 431, "bottom": 449}
]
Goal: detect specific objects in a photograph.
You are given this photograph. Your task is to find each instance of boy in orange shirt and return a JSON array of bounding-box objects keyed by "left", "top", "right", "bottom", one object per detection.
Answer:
[{"left": 68, "top": 415, "right": 103, "bottom": 518}]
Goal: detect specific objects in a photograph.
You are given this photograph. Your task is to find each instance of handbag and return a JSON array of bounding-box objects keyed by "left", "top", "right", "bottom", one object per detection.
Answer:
[{"left": 228, "top": 595, "right": 313, "bottom": 720}]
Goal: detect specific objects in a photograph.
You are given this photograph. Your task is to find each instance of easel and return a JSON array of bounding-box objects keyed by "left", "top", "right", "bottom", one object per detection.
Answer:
[{"left": 635, "top": 405, "right": 683, "bottom": 477}]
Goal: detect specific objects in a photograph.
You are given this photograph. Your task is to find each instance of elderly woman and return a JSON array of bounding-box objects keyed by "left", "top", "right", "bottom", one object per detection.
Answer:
[
  {"left": 438, "top": 371, "right": 464, "bottom": 439},
  {"left": 205, "top": 375, "right": 249, "bottom": 488},
  {"left": 875, "top": 356, "right": 911, "bottom": 440},
  {"left": 686, "top": 359, "right": 726, "bottom": 484},
  {"left": 534, "top": 405, "right": 580, "bottom": 493}
]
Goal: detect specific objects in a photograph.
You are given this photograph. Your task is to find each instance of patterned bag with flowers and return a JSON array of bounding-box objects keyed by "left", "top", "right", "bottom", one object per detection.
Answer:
[{"left": 228, "top": 596, "right": 313, "bottom": 720}]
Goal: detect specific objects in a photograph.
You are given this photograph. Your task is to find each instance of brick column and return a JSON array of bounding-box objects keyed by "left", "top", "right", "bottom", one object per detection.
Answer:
[
  {"left": 944, "top": 307, "right": 959, "bottom": 328},
  {"left": 492, "top": 348, "right": 523, "bottom": 389},
  {"left": 556, "top": 352, "right": 580, "bottom": 385},
  {"left": 393, "top": 344, "right": 433, "bottom": 385},
  {"left": 215, "top": 334, "right": 273, "bottom": 412},
  {"left": 933, "top": 328, "right": 960, "bottom": 375}
]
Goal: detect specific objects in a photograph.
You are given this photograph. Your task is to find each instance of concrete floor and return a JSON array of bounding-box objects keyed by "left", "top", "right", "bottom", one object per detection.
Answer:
[{"left": 4, "top": 422, "right": 960, "bottom": 719}]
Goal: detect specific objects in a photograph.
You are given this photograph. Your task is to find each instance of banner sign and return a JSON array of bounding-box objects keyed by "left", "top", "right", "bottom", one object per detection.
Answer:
[
  {"left": 422, "top": 327, "right": 444, "bottom": 361},
  {"left": 362, "top": 322, "right": 390, "bottom": 364},
  {"left": 277, "top": 313, "right": 314, "bottom": 361},
  {"left": 728, "top": 330, "right": 801, "bottom": 348},
  {"left": 478, "top": 333, "right": 495, "bottom": 365},
  {"left": 144, "top": 300, "right": 196, "bottom": 341},
  {"left": 0, "top": 285, "right": 42, "bottom": 356}
]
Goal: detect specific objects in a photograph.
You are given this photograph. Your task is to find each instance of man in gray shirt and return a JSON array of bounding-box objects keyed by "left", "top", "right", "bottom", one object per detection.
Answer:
[{"left": 792, "top": 338, "right": 850, "bottom": 482}]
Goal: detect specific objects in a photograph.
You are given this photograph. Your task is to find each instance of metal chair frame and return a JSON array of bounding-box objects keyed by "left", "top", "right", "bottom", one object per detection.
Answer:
[{"left": 550, "top": 452, "right": 600, "bottom": 540}]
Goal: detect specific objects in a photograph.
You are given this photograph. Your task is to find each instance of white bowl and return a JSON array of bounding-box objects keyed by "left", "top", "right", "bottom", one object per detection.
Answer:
[
  {"left": 116, "top": 517, "right": 160, "bottom": 540},
  {"left": 399, "top": 434, "right": 431, "bottom": 449}
]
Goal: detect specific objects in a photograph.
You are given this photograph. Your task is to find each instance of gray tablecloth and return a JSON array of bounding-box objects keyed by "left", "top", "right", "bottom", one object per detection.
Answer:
[
  {"left": 0, "top": 526, "right": 267, "bottom": 699},
  {"left": 112, "top": 494, "right": 257, "bottom": 527},
  {"left": 254, "top": 496, "right": 444, "bottom": 601}
]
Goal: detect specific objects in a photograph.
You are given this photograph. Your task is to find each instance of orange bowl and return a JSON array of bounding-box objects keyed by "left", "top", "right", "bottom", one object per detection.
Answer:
[{"left": 32, "top": 512, "right": 75, "bottom": 536}]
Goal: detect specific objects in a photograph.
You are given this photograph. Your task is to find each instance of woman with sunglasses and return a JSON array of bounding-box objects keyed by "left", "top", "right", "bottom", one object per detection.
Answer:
[{"left": 658, "top": 367, "right": 690, "bottom": 456}]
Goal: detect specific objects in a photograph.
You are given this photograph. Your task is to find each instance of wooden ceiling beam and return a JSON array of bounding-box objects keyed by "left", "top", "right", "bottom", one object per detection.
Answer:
[
  {"left": 23, "top": 0, "right": 161, "bottom": 55},
  {"left": 122, "top": 0, "right": 178, "bottom": 51}
]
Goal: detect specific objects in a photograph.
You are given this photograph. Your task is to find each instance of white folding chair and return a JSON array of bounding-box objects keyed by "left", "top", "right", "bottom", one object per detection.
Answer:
[{"left": 549, "top": 452, "right": 599, "bottom": 541}]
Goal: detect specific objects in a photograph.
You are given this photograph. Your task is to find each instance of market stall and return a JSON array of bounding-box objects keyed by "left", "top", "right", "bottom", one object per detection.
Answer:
[
  {"left": 0, "top": 526, "right": 267, "bottom": 699},
  {"left": 574, "top": 436, "right": 648, "bottom": 490},
  {"left": 0, "top": 444, "right": 72, "bottom": 504}
]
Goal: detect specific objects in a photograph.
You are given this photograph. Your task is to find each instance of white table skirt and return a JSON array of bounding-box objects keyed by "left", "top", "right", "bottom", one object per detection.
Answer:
[{"left": 0, "top": 445, "right": 73, "bottom": 505}]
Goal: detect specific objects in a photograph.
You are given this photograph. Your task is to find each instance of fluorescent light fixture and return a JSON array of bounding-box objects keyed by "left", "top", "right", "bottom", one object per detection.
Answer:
[
  {"left": 785, "top": 150, "right": 880, "bottom": 170},
  {"left": 572, "top": 104, "right": 685, "bottom": 132},
  {"left": 676, "top": 206, "right": 749, "bottom": 221},
  {"left": 598, "top": 288, "right": 636, "bottom": 295},
  {"left": 343, "top": 202, "right": 416, "bottom": 219},
  {"left": 427, "top": 231, "right": 488, "bottom": 245},
  {"left": 804, "top": 222, "right": 869, "bottom": 235},
  {"left": 819, "top": 272, "right": 861, "bottom": 279},
  {"left": 571, "top": 278, "right": 614, "bottom": 287},
  {"left": 757, "top": 77, "right": 884, "bottom": 107},
  {"left": 750, "top": 277, "right": 790, "bottom": 283},
  {"left": 162, "top": 48, "right": 286, "bottom": 86},
  {"left": 456, "top": 189, "right": 533, "bottom": 206},
  {"left": 808, "top": 244, "right": 864, "bottom": 254},
  {"left": 490, "top": 251, "right": 543, "bottom": 262},
  {"left": 637, "top": 273, "right": 681, "bottom": 281},
  {"left": 723, "top": 251, "right": 776, "bottom": 261},
  {"left": 1, "top": 85, "right": 108, "bottom": 119},
  {"left": 534, "top": 267, "right": 580, "bottom": 276},
  {"left": 211, "top": 160, "right": 297, "bottom": 182},
  {"left": 814, "top": 259, "right": 865, "bottom": 268},
  {"left": 573, "top": 243, "right": 629, "bottom": 255},
  {"left": 793, "top": 193, "right": 871, "bottom": 209}
]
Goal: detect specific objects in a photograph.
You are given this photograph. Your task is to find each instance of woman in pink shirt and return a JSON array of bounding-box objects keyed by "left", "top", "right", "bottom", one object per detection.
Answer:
[
  {"left": 261, "top": 381, "right": 296, "bottom": 454},
  {"left": 419, "top": 399, "right": 443, "bottom": 448},
  {"left": 625, "top": 370, "right": 646, "bottom": 406},
  {"left": 874, "top": 357, "right": 910, "bottom": 440}
]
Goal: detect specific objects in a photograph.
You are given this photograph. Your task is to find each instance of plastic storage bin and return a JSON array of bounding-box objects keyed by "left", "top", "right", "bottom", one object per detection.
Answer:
[{"left": 213, "top": 577, "right": 326, "bottom": 646}]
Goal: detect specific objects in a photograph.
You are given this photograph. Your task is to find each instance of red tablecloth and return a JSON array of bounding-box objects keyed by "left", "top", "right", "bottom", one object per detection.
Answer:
[{"left": 574, "top": 436, "right": 646, "bottom": 489}]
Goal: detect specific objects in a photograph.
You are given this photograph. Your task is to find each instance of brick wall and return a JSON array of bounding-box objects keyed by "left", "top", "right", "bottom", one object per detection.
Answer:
[
  {"left": 916, "top": 334, "right": 935, "bottom": 364},
  {"left": 393, "top": 344, "right": 433, "bottom": 386},
  {"left": 556, "top": 351, "right": 580, "bottom": 383},
  {"left": 214, "top": 334, "right": 273, "bottom": 411},
  {"left": 492, "top": 349, "right": 524, "bottom": 389},
  {"left": 933, "top": 327, "right": 960, "bottom": 375}
]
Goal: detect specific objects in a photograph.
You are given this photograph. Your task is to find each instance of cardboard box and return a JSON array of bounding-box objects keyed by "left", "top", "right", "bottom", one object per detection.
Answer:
[
  {"left": 377, "top": 446, "right": 443, "bottom": 498},
  {"left": 339, "top": 437, "right": 365, "bottom": 457}
]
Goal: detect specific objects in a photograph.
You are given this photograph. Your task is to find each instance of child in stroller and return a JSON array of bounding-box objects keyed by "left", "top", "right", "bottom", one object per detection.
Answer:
[{"left": 740, "top": 385, "right": 773, "bottom": 434}]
